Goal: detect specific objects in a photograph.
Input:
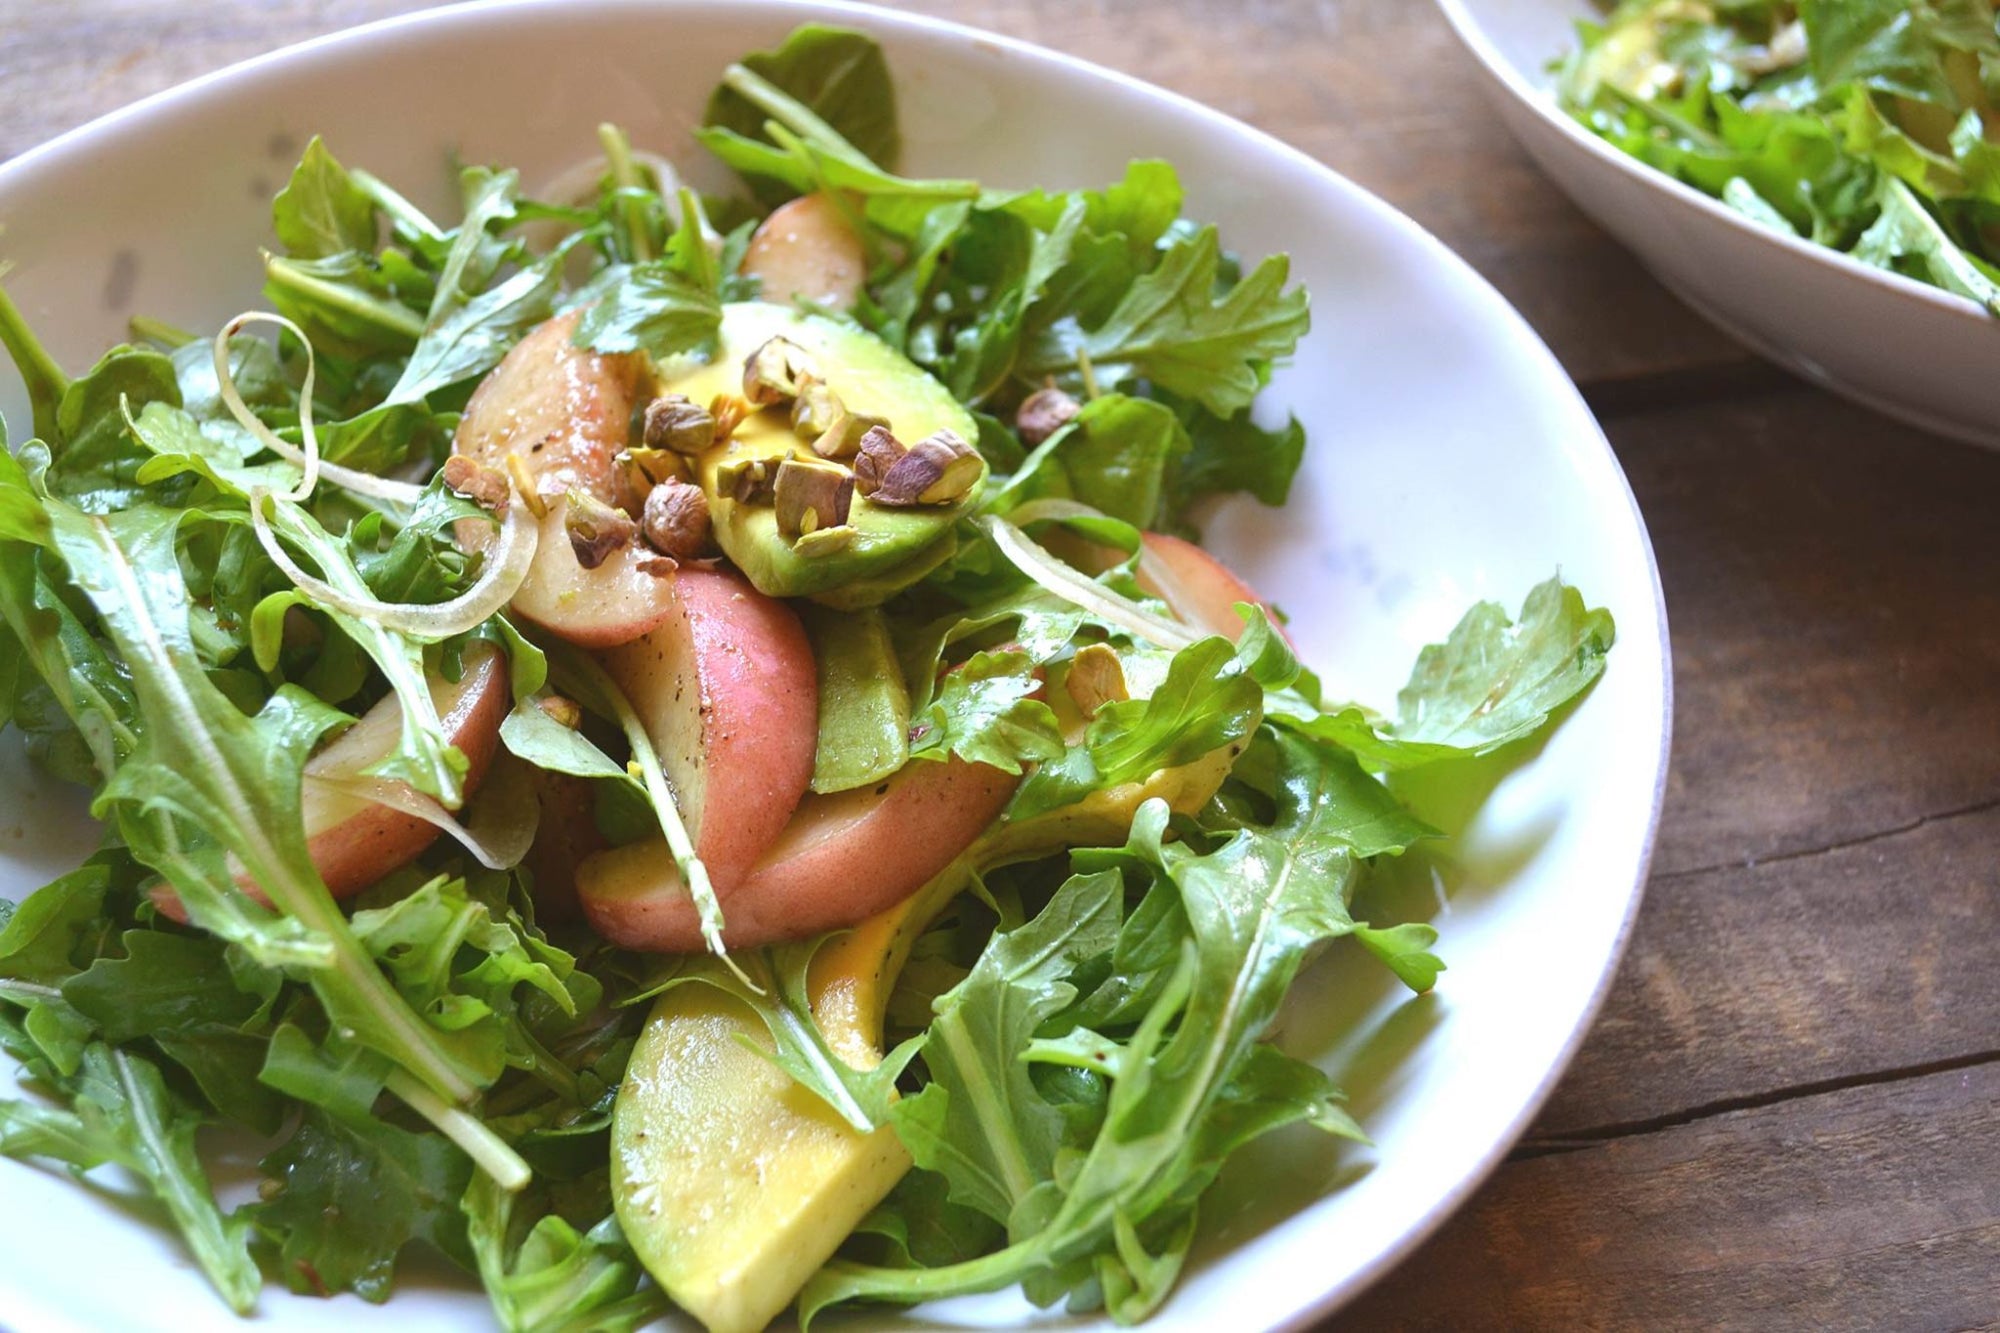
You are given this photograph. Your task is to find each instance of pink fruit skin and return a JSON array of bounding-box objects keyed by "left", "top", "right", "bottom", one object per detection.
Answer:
[
  {"left": 1139, "top": 531, "right": 1295, "bottom": 646},
  {"left": 578, "top": 755, "right": 1019, "bottom": 952},
  {"left": 601, "top": 566, "right": 820, "bottom": 896},
  {"left": 151, "top": 645, "right": 510, "bottom": 921}
]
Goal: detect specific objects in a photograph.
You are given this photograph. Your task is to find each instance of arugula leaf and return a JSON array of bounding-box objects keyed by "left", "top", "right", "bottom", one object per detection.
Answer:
[
  {"left": 273, "top": 136, "right": 379, "bottom": 260},
  {"left": 1281, "top": 576, "right": 1615, "bottom": 771},
  {"left": 910, "top": 648, "right": 1066, "bottom": 776},
  {"left": 569, "top": 262, "right": 722, "bottom": 358},
  {"left": 60, "top": 930, "right": 262, "bottom": 1040},
  {"left": 0, "top": 861, "right": 111, "bottom": 985},
  {"left": 802, "top": 788, "right": 1373, "bottom": 1322},
  {"left": 1024, "top": 226, "right": 1309, "bottom": 417},
  {"left": 252, "top": 1106, "right": 470, "bottom": 1301},
  {"left": 0, "top": 1044, "right": 261, "bottom": 1312},
  {"left": 891, "top": 870, "right": 1122, "bottom": 1231},
  {"left": 987, "top": 394, "right": 1190, "bottom": 528},
  {"left": 47, "top": 344, "right": 184, "bottom": 511},
  {"left": 464, "top": 1174, "right": 668, "bottom": 1333},
  {"left": 1801, "top": 0, "right": 2000, "bottom": 106},
  {"left": 1853, "top": 176, "right": 2000, "bottom": 311},
  {"left": 704, "top": 23, "right": 902, "bottom": 204}
]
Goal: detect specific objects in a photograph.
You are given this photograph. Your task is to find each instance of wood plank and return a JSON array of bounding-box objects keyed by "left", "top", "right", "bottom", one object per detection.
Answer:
[
  {"left": 1612, "top": 388, "right": 2000, "bottom": 878},
  {"left": 1342, "top": 1061, "right": 2000, "bottom": 1330},
  {"left": 1534, "top": 801, "right": 2000, "bottom": 1136},
  {"left": 0, "top": 0, "right": 1750, "bottom": 387}
]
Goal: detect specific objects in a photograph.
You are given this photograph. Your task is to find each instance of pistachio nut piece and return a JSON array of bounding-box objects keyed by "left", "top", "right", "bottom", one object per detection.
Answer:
[
  {"left": 851, "top": 424, "right": 906, "bottom": 497},
  {"left": 791, "top": 376, "right": 844, "bottom": 441},
  {"left": 1064, "top": 643, "right": 1129, "bottom": 718},
  {"left": 868, "top": 429, "right": 982, "bottom": 506},
  {"left": 741, "top": 336, "right": 819, "bottom": 407},
  {"left": 1015, "top": 385, "right": 1082, "bottom": 446},
  {"left": 565, "top": 490, "right": 640, "bottom": 570},
  {"left": 644, "top": 394, "right": 718, "bottom": 455},
  {"left": 717, "top": 456, "right": 779, "bottom": 506},
  {"left": 812, "top": 404, "right": 892, "bottom": 461},
  {"left": 774, "top": 457, "right": 856, "bottom": 540},
  {"left": 441, "top": 454, "right": 511, "bottom": 511},
  {"left": 791, "top": 523, "right": 857, "bottom": 558},
  {"left": 642, "top": 477, "right": 717, "bottom": 561}
]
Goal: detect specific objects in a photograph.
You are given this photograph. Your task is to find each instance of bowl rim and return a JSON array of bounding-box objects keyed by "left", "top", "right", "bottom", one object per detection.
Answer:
[
  {"left": 1432, "top": 0, "right": 1997, "bottom": 326},
  {"left": 0, "top": 1, "right": 1672, "bottom": 1326}
]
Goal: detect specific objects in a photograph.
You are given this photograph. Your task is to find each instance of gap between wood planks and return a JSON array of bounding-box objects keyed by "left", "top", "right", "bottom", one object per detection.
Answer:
[
  {"left": 1513, "top": 1046, "right": 2000, "bottom": 1160},
  {"left": 1651, "top": 791, "right": 2000, "bottom": 885}
]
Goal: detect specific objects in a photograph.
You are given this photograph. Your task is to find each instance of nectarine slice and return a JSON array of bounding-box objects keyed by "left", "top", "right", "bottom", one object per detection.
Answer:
[
  {"left": 598, "top": 566, "right": 818, "bottom": 897},
  {"left": 740, "top": 193, "right": 867, "bottom": 312},
  {"left": 1138, "top": 531, "right": 1293, "bottom": 645},
  {"left": 152, "top": 643, "right": 510, "bottom": 920},
  {"left": 576, "top": 755, "right": 1018, "bottom": 952},
  {"left": 453, "top": 309, "right": 675, "bottom": 647}
]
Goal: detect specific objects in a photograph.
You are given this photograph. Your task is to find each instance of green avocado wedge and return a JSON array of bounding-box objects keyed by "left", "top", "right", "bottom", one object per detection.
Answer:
[{"left": 654, "top": 302, "right": 983, "bottom": 603}]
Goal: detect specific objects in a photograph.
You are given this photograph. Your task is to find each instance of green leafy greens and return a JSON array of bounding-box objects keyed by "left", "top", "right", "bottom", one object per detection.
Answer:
[
  {"left": 1559, "top": 0, "right": 2000, "bottom": 312},
  {"left": 0, "top": 20, "right": 1615, "bottom": 1333}
]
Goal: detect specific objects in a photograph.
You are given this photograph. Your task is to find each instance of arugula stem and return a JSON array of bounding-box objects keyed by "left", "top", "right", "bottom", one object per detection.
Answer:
[
  {"left": 384, "top": 1067, "right": 531, "bottom": 1192},
  {"left": 75, "top": 513, "right": 485, "bottom": 1109},
  {"left": 262, "top": 252, "right": 426, "bottom": 345},
  {"left": 0, "top": 277, "right": 70, "bottom": 443},
  {"left": 0, "top": 978, "right": 63, "bottom": 1004},
  {"left": 722, "top": 63, "right": 865, "bottom": 160},
  {"left": 127, "top": 314, "right": 196, "bottom": 349},
  {"left": 350, "top": 168, "right": 447, "bottom": 244},
  {"left": 597, "top": 123, "right": 654, "bottom": 263},
  {"left": 550, "top": 647, "right": 740, "bottom": 972}
]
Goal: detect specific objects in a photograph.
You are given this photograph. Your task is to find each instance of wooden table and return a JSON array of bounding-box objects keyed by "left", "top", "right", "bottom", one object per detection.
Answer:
[{"left": 2, "top": 1, "right": 1995, "bottom": 1328}]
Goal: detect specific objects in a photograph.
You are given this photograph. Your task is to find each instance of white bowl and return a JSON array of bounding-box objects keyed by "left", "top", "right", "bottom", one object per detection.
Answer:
[
  {"left": 0, "top": 2, "right": 1670, "bottom": 1329},
  {"left": 1437, "top": 0, "right": 2000, "bottom": 448}
]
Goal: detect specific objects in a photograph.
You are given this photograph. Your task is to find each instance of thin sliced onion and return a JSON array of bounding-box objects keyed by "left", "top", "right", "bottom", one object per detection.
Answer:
[
  {"left": 250, "top": 490, "right": 539, "bottom": 640},
  {"left": 977, "top": 515, "right": 1200, "bottom": 651},
  {"left": 1004, "top": 499, "right": 1191, "bottom": 632},
  {"left": 213, "top": 311, "right": 427, "bottom": 506},
  {"left": 308, "top": 774, "right": 523, "bottom": 871}
]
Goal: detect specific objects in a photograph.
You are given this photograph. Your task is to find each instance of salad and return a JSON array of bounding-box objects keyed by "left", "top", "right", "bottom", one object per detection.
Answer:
[
  {"left": 1558, "top": 0, "right": 2000, "bottom": 313},
  {"left": 0, "top": 24, "right": 1614, "bottom": 1333}
]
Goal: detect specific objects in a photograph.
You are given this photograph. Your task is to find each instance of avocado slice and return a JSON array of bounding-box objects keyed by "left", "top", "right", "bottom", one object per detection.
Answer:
[
  {"left": 609, "top": 734, "right": 1248, "bottom": 1333},
  {"left": 654, "top": 302, "right": 983, "bottom": 604}
]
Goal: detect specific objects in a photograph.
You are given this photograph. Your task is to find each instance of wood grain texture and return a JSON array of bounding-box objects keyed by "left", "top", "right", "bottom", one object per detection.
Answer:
[
  {"left": 1342, "top": 1063, "right": 2000, "bottom": 1331},
  {"left": 1621, "top": 389, "right": 2000, "bottom": 880}
]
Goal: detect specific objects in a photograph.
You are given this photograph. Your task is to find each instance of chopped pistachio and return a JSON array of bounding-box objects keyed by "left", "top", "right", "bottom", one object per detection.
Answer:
[
  {"left": 717, "top": 456, "right": 778, "bottom": 505},
  {"left": 741, "top": 336, "right": 818, "bottom": 406},
  {"left": 812, "top": 404, "right": 891, "bottom": 461},
  {"left": 441, "top": 454, "right": 510, "bottom": 511},
  {"left": 1065, "top": 643, "right": 1129, "bottom": 718},
  {"left": 790, "top": 376, "right": 844, "bottom": 440},
  {"left": 564, "top": 490, "right": 639, "bottom": 569},
  {"left": 1016, "top": 384, "right": 1082, "bottom": 446},
  {"left": 642, "top": 477, "right": 716, "bottom": 561},
  {"left": 618, "top": 446, "right": 688, "bottom": 491},
  {"left": 505, "top": 453, "right": 548, "bottom": 518},
  {"left": 538, "top": 694, "right": 584, "bottom": 730},
  {"left": 710, "top": 393, "right": 750, "bottom": 444},
  {"left": 642, "top": 394, "right": 716, "bottom": 455},
  {"left": 775, "top": 457, "right": 855, "bottom": 540},
  {"left": 869, "top": 429, "right": 981, "bottom": 506},
  {"left": 792, "top": 523, "right": 857, "bottom": 557},
  {"left": 851, "top": 424, "right": 906, "bottom": 497}
]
